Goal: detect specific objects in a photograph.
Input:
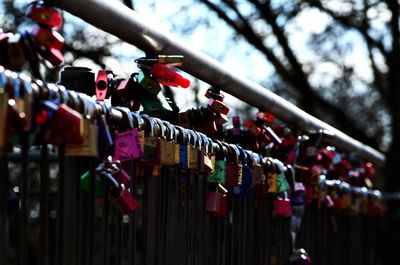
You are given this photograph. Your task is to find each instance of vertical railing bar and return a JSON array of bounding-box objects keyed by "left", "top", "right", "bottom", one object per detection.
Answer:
[
  {"left": 188, "top": 171, "right": 195, "bottom": 265},
  {"left": 56, "top": 145, "right": 65, "bottom": 265},
  {"left": 102, "top": 184, "right": 110, "bottom": 265},
  {"left": 79, "top": 163, "right": 89, "bottom": 265},
  {"left": 87, "top": 158, "right": 96, "bottom": 265},
  {"left": 143, "top": 167, "right": 150, "bottom": 265},
  {"left": 185, "top": 171, "right": 191, "bottom": 265},
  {"left": 195, "top": 173, "right": 201, "bottom": 264},
  {"left": 40, "top": 143, "right": 50, "bottom": 265},
  {"left": 155, "top": 167, "right": 162, "bottom": 265},
  {"left": 116, "top": 212, "right": 122, "bottom": 265},
  {"left": 161, "top": 166, "right": 170, "bottom": 264},
  {"left": 128, "top": 161, "right": 137, "bottom": 265},
  {"left": 0, "top": 151, "right": 9, "bottom": 265},
  {"left": 176, "top": 167, "right": 182, "bottom": 265},
  {"left": 199, "top": 172, "right": 206, "bottom": 265},
  {"left": 19, "top": 133, "right": 29, "bottom": 265},
  {"left": 75, "top": 158, "right": 82, "bottom": 265}
]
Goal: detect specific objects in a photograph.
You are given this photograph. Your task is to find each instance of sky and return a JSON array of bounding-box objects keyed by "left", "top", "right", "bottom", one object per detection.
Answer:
[{"left": 5, "top": 0, "right": 389, "bottom": 146}]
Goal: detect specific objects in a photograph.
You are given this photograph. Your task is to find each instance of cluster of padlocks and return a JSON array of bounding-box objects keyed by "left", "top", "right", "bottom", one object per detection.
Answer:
[{"left": 0, "top": 1, "right": 387, "bottom": 264}]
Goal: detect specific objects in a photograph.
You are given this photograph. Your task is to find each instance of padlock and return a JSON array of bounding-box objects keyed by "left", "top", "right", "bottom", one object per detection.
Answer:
[
  {"left": 202, "top": 121, "right": 218, "bottom": 136},
  {"left": 179, "top": 143, "right": 190, "bottom": 168},
  {"left": 208, "top": 98, "right": 229, "bottom": 115},
  {"left": 140, "top": 92, "right": 174, "bottom": 119},
  {"left": 97, "top": 114, "right": 114, "bottom": 158},
  {"left": 232, "top": 116, "right": 242, "bottom": 137},
  {"left": 214, "top": 184, "right": 228, "bottom": 217},
  {"left": 109, "top": 184, "right": 138, "bottom": 214},
  {"left": 30, "top": 25, "right": 64, "bottom": 50},
  {"left": 113, "top": 128, "right": 144, "bottom": 162},
  {"left": 140, "top": 116, "right": 161, "bottom": 167},
  {"left": 160, "top": 139, "right": 179, "bottom": 166},
  {"left": 8, "top": 74, "right": 33, "bottom": 132},
  {"left": 332, "top": 193, "right": 351, "bottom": 212},
  {"left": 95, "top": 70, "right": 113, "bottom": 101},
  {"left": 0, "top": 33, "right": 13, "bottom": 66},
  {"left": 111, "top": 79, "right": 135, "bottom": 109},
  {"left": 7, "top": 34, "right": 25, "bottom": 70},
  {"left": 245, "top": 119, "right": 262, "bottom": 136},
  {"left": 150, "top": 63, "right": 190, "bottom": 88},
  {"left": 205, "top": 188, "right": 221, "bottom": 213},
  {"left": 178, "top": 111, "right": 192, "bottom": 128},
  {"left": 136, "top": 70, "right": 161, "bottom": 96},
  {"left": 213, "top": 111, "right": 228, "bottom": 125},
  {"left": 225, "top": 144, "right": 243, "bottom": 186},
  {"left": 291, "top": 193, "right": 305, "bottom": 206},
  {"left": 204, "top": 87, "right": 224, "bottom": 101},
  {"left": 65, "top": 118, "right": 98, "bottom": 157},
  {"left": 257, "top": 111, "right": 275, "bottom": 123},
  {"left": 45, "top": 103, "right": 84, "bottom": 145},
  {"left": 363, "top": 162, "right": 375, "bottom": 178},
  {"left": 201, "top": 152, "right": 214, "bottom": 174},
  {"left": 266, "top": 171, "right": 277, "bottom": 193},
  {"left": 274, "top": 192, "right": 292, "bottom": 217},
  {"left": 135, "top": 55, "right": 184, "bottom": 67},
  {"left": 303, "top": 185, "right": 314, "bottom": 205},
  {"left": 239, "top": 148, "right": 252, "bottom": 191},
  {"left": 80, "top": 171, "right": 105, "bottom": 196},
  {"left": 324, "top": 194, "right": 334, "bottom": 208},
  {"left": 207, "top": 160, "right": 226, "bottom": 183},
  {"left": 35, "top": 43, "right": 64, "bottom": 66},
  {"left": 26, "top": 2, "right": 63, "bottom": 29},
  {"left": 288, "top": 248, "right": 311, "bottom": 265},
  {"left": 188, "top": 131, "right": 200, "bottom": 170},
  {"left": 276, "top": 166, "right": 290, "bottom": 193},
  {"left": 114, "top": 168, "right": 132, "bottom": 185}
]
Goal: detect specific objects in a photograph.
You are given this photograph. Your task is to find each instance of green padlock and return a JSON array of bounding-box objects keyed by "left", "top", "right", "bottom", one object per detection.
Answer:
[
  {"left": 137, "top": 71, "right": 161, "bottom": 96},
  {"left": 207, "top": 160, "right": 226, "bottom": 183},
  {"left": 80, "top": 171, "right": 106, "bottom": 196},
  {"left": 276, "top": 172, "right": 290, "bottom": 193},
  {"left": 140, "top": 92, "right": 174, "bottom": 119}
]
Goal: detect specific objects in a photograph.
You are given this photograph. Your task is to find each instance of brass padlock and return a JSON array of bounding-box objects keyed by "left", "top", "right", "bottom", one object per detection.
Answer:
[{"left": 65, "top": 118, "right": 98, "bottom": 157}]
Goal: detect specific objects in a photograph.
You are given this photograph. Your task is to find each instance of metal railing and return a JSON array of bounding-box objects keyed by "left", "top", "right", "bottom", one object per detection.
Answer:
[
  {"left": 47, "top": 0, "right": 386, "bottom": 167},
  {"left": 0, "top": 68, "right": 385, "bottom": 265}
]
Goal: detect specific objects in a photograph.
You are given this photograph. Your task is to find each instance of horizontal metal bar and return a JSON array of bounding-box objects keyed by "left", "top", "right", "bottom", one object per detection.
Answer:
[{"left": 50, "top": 0, "right": 385, "bottom": 167}]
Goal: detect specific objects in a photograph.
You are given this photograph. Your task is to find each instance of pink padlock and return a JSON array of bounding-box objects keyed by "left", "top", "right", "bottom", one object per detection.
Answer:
[{"left": 113, "top": 128, "right": 144, "bottom": 162}]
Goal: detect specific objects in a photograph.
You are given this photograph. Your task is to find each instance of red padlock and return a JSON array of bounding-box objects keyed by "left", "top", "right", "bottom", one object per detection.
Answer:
[
  {"left": 274, "top": 192, "right": 292, "bottom": 217},
  {"left": 31, "top": 25, "right": 64, "bottom": 50},
  {"left": 204, "top": 88, "right": 224, "bottom": 101},
  {"left": 150, "top": 63, "right": 190, "bottom": 88},
  {"left": 45, "top": 104, "right": 84, "bottom": 145},
  {"left": 225, "top": 145, "right": 243, "bottom": 186},
  {"left": 257, "top": 111, "right": 275, "bottom": 123},
  {"left": 245, "top": 119, "right": 262, "bottom": 136},
  {"left": 205, "top": 190, "right": 221, "bottom": 213},
  {"left": 96, "top": 70, "right": 113, "bottom": 101},
  {"left": 208, "top": 98, "right": 229, "bottom": 115},
  {"left": 33, "top": 40, "right": 64, "bottom": 66},
  {"left": 26, "top": 2, "right": 63, "bottom": 30},
  {"left": 213, "top": 111, "right": 228, "bottom": 125},
  {"left": 214, "top": 184, "right": 228, "bottom": 216},
  {"left": 114, "top": 168, "right": 131, "bottom": 185},
  {"left": 110, "top": 184, "right": 138, "bottom": 214}
]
